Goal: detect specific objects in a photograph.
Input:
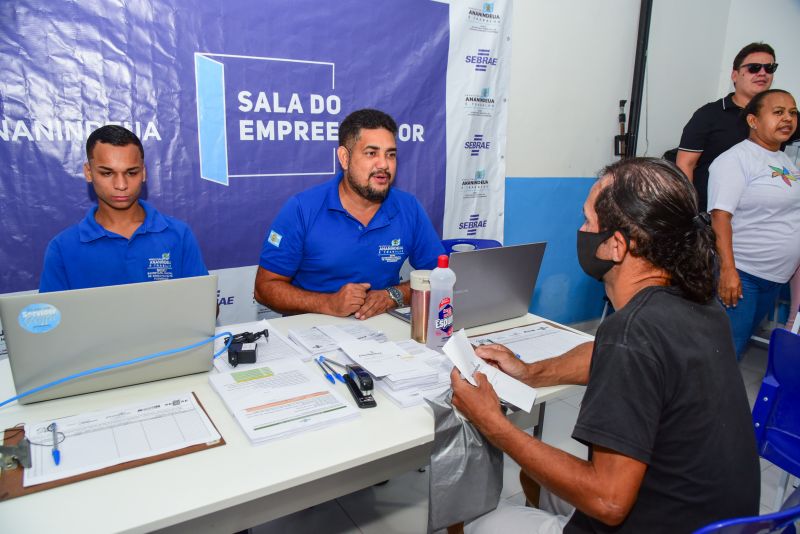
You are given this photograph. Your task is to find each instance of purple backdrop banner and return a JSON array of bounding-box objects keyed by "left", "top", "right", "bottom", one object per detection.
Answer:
[{"left": 0, "top": 0, "right": 448, "bottom": 293}]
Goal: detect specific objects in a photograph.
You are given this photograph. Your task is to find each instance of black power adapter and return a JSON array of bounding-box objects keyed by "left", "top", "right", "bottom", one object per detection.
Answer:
[{"left": 225, "top": 329, "right": 269, "bottom": 367}]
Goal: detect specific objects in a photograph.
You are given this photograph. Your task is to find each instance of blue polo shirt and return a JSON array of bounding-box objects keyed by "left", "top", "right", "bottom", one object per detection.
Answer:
[
  {"left": 39, "top": 200, "right": 208, "bottom": 293},
  {"left": 259, "top": 173, "right": 443, "bottom": 293}
]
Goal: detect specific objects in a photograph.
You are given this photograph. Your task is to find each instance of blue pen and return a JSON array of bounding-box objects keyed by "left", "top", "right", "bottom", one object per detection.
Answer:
[
  {"left": 319, "top": 358, "right": 346, "bottom": 383},
  {"left": 314, "top": 358, "right": 335, "bottom": 384},
  {"left": 319, "top": 355, "right": 347, "bottom": 369},
  {"left": 48, "top": 422, "right": 60, "bottom": 466}
]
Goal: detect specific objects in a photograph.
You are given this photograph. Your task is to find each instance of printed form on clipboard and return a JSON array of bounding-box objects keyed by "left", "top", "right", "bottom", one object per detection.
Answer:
[{"left": 23, "top": 392, "right": 221, "bottom": 487}]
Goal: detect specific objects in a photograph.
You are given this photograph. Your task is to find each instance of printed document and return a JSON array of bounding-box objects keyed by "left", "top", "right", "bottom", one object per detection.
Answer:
[
  {"left": 443, "top": 330, "right": 537, "bottom": 412},
  {"left": 23, "top": 392, "right": 220, "bottom": 487},
  {"left": 470, "top": 322, "right": 591, "bottom": 364},
  {"left": 339, "top": 339, "right": 431, "bottom": 378},
  {"left": 288, "top": 322, "right": 387, "bottom": 359},
  {"left": 209, "top": 358, "right": 358, "bottom": 444}
]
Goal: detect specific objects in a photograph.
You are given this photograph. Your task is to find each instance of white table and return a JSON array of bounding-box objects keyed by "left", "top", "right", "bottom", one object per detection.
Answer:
[{"left": 0, "top": 312, "right": 580, "bottom": 533}]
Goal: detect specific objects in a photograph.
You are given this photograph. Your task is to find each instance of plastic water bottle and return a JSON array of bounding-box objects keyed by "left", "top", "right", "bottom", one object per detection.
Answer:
[{"left": 426, "top": 254, "right": 456, "bottom": 352}]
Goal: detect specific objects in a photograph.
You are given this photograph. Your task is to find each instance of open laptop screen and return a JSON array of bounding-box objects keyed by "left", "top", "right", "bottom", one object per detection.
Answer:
[{"left": 449, "top": 242, "right": 546, "bottom": 330}]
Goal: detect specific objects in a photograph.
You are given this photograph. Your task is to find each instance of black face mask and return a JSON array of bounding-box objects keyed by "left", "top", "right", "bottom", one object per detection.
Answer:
[{"left": 577, "top": 229, "right": 617, "bottom": 281}]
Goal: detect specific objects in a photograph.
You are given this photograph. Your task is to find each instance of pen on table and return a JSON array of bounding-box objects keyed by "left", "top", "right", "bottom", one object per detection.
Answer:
[
  {"left": 48, "top": 422, "right": 60, "bottom": 466},
  {"left": 319, "top": 355, "right": 347, "bottom": 369},
  {"left": 314, "top": 358, "right": 335, "bottom": 384},
  {"left": 319, "top": 358, "right": 345, "bottom": 383}
]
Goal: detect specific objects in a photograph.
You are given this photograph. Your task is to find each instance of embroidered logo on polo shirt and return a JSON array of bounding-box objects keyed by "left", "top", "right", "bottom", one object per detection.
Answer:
[
  {"left": 268, "top": 230, "right": 283, "bottom": 247},
  {"left": 147, "top": 252, "right": 174, "bottom": 281},
  {"left": 378, "top": 238, "right": 404, "bottom": 263},
  {"left": 770, "top": 165, "right": 800, "bottom": 187}
]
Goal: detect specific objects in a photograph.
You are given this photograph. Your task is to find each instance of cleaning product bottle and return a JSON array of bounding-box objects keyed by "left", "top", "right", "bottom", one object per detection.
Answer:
[{"left": 426, "top": 254, "right": 456, "bottom": 351}]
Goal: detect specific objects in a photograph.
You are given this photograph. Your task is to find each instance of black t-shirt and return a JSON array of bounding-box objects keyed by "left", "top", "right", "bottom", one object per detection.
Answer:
[
  {"left": 679, "top": 94, "right": 748, "bottom": 210},
  {"left": 679, "top": 92, "right": 800, "bottom": 210},
  {"left": 564, "top": 286, "right": 760, "bottom": 534}
]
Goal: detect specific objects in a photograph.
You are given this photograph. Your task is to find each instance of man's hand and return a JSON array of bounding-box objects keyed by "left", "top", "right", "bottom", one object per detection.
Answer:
[
  {"left": 718, "top": 267, "right": 742, "bottom": 308},
  {"left": 325, "top": 283, "right": 371, "bottom": 316},
  {"left": 450, "top": 368, "right": 509, "bottom": 436},
  {"left": 354, "top": 289, "right": 396, "bottom": 320},
  {"left": 475, "top": 344, "right": 529, "bottom": 382}
]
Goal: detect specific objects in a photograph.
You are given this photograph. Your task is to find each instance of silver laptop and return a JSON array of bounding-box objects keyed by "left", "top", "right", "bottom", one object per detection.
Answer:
[
  {"left": 450, "top": 242, "right": 546, "bottom": 329},
  {"left": 390, "top": 242, "right": 546, "bottom": 330},
  {"left": 0, "top": 275, "right": 217, "bottom": 404}
]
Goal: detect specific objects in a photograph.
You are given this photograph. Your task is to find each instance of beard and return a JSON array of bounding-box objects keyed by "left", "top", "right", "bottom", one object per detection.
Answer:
[{"left": 346, "top": 170, "right": 393, "bottom": 202}]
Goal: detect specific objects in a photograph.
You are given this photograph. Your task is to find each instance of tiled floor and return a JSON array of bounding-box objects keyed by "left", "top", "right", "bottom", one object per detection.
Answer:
[{"left": 251, "top": 341, "right": 790, "bottom": 534}]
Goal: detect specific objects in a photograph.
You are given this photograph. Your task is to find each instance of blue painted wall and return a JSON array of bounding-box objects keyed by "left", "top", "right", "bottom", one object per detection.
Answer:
[{"left": 505, "top": 177, "right": 606, "bottom": 324}]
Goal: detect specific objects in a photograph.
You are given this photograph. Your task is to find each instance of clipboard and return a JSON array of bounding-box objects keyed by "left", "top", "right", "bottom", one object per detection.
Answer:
[{"left": 0, "top": 392, "right": 225, "bottom": 502}]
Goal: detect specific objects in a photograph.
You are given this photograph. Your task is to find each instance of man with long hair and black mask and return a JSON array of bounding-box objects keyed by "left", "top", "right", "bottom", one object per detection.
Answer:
[{"left": 451, "top": 158, "right": 759, "bottom": 533}]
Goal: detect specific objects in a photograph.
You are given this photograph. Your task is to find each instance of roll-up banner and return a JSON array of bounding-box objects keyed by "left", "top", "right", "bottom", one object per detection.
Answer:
[{"left": 0, "top": 0, "right": 510, "bottom": 336}]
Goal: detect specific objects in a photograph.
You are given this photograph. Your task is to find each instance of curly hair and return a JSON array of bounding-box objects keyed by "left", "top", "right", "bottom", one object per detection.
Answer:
[{"left": 594, "top": 158, "right": 717, "bottom": 303}]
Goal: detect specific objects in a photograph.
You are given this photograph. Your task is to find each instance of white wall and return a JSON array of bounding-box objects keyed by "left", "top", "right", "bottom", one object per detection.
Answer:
[
  {"left": 638, "top": 0, "right": 800, "bottom": 158},
  {"left": 506, "top": 0, "right": 640, "bottom": 177},
  {"left": 637, "top": 0, "right": 731, "bottom": 157},
  {"left": 506, "top": 0, "right": 800, "bottom": 172},
  {"left": 718, "top": 0, "right": 800, "bottom": 98}
]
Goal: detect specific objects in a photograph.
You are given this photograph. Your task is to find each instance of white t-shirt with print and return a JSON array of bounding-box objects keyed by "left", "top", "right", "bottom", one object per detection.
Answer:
[{"left": 708, "top": 139, "right": 800, "bottom": 283}]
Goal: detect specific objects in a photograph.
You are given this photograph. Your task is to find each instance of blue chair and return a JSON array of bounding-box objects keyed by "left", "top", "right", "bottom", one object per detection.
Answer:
[
  {"left": 694, "top": 489, "right": 800, "bottom": 534},
  {"left": 692, "top": 487, "right": 800, "bottom": 534},
  {"left": 753, "top": 328, "right": 800, "bottom": 509},
  {"left": 441, "top": 238, "right": 501, "bottom": 255}
]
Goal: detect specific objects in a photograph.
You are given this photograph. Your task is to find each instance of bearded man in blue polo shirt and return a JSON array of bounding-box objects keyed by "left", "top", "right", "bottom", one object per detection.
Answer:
[
  {"left": 255, "top": 109, "right": 444, "bottom": 320},
  {"left": 38, "top": 125, "right": 208, "bottom": 292}
]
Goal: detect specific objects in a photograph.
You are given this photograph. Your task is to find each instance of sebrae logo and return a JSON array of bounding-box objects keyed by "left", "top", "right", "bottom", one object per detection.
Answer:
[
  {"left": 458, "top": 213, "right": 488, "bottom": 236},
  {"left": 465, "top": 134, "right": 491, "bottom": 157},
  {"left": 465, "top": 49, "right": 498, "bottom": 72}
]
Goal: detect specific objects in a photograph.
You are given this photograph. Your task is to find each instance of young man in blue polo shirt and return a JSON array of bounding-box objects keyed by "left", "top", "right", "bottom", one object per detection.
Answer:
[
  {"left": 254, "top": 109, "right": 444, "bottom": 320},
  {"left": 39, "top": 125, "right": 208, "bottom": 292}
]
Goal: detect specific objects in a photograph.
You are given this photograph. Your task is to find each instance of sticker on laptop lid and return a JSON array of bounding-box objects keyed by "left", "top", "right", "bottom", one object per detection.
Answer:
[{"left": 18, "top": 303, "right": 61, "bottom": 333}]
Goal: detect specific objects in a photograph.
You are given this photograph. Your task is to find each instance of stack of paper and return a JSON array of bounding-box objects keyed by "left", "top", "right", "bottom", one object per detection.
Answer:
[
  {"left": 213, "top": 320, "right": 309, "bottom": 372},
  {"left": 469, "top": 323, "right": 591, "bottom": 364},
  {"left": 209, "top": 358, "right": 358, "bottom": 444},
  {"left": 287, "top": 323, "right": 387, "bottom": 359},
  {"left": 338, "top": 339, "right": 418, "bottom": 377},
  {"left": 375, "top": 340, "right": 453, "bottom": 408}
]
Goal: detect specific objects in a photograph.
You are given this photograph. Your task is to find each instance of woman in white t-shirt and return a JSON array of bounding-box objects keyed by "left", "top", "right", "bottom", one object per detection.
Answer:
[{"left": 708, "top": 89, "right": 799, "bottom": 359}]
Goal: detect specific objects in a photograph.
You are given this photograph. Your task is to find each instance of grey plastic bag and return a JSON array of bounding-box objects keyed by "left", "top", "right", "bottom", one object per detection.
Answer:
[{"left": 426, "top": 388, "right": 504, "bottom": 532}]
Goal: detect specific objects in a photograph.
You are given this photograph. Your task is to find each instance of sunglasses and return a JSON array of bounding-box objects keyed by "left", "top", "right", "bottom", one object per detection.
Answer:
[{"left": 740, "top": 62, "right": 778, "bottom": 74}]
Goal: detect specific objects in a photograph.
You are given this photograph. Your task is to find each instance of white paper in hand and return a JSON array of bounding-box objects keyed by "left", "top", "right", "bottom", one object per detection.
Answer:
[{"left": 443, "top": 330, "right": 538, "bottom": 413}]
